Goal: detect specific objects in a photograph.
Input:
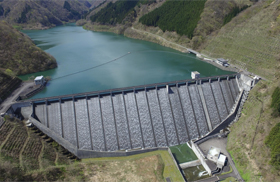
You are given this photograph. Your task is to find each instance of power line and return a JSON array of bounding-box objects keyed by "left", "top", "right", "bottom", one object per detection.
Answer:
[
  {"left": 49, "top": 49, "right": 194, "bottom": 82},
  {"left": 50, "top": 52, "right": 131, "bottom": 81}
]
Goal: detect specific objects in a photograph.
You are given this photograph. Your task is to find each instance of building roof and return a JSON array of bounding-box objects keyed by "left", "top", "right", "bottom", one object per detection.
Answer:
[
  {"left": 217, "top": 154, "right": 226, "bottom": 164},
  {"left": 192, "top": 71, "right": 200, "bottom": 74},
  {"left": 35, "top": 76, "right": 44, "bottom": 81},
  {"left": 208, "top": 146, "right": 221, "bottom": 157}
]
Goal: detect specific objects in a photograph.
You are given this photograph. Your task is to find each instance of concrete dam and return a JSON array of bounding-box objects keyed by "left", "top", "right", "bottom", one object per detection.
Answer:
[{"left": 18, "top": 74, "right": 242, "bottom": 158}]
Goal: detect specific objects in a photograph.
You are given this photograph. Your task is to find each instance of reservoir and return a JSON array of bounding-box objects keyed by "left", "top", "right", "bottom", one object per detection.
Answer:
[{"left": 21, "top": 24, "right": 233, "bottom": 99}]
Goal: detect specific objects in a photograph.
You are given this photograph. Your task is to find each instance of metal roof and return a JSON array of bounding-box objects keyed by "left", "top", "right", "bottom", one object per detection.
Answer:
[{"left": 34, "top": 76, "right": 44, "bottom": 81}]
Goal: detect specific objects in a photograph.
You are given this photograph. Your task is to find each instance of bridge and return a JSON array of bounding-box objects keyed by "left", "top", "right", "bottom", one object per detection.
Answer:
[{"left": 9, "top": 73, "right": 244, "bottom": 158}]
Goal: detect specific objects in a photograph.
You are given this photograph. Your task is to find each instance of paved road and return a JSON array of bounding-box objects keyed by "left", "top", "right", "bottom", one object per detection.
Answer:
[
  {"left": 0, "top": 81, "right": 34, "bottom": 114},
  {"left": 131, "top": 27, "right": 189, "bottom": 51},
  {"left": 130, "top": 27, "right": 241, "bottom": 73}
]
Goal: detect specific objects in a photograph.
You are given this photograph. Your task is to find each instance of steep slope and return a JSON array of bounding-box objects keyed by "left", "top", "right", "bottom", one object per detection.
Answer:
[
  {"left": 0, "top": 71, "right": 21, "bottom": 103},
  {"left": 0, "top": 21, "right": 57, "bottom": 75},
  {"left": 0, "top": 0, "right": 95, "bottom": 29},
  {"left": 85, "top": 0, "right": 252, "bottom": 50},
  {"left": 201, "top": 0, "right": 280, "bottom": 80},
  {"left": 201, "top": 1, "right": 280, "bottom": 181}
]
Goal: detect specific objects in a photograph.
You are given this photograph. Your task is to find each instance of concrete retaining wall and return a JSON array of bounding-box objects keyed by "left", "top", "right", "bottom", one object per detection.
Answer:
[
  {"left": 29, "top": 117, "right": 78, "bottom": 155},
  {"left": 77, "top": 147, "right": 168, "bottom": 158},
  {"left": 180, "top": 159, "right": 201, "bottom": 169},
  {"left": 194, "top": 89, "right": 244, "bottom": 145},
  {"left": 191, "top": 140, "right": 212, "bottom": 176}
]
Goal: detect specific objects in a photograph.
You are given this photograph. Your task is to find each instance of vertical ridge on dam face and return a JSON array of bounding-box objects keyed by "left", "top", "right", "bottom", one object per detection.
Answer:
[
  {"left": 169, "top": 86, "right": 189, "bottom": 144},
  {"left": 88, "top": 97, "right": 106, "bottom": 151},
  {"left": 146, "top": 89, "right": 167, "bottom": 147},
  {"left": 35, "top": 104, "right": 47, "bottom": 126},
  {"left": 201, "top": 82, "right": 221, "bottom": 128},
  {"left": 112, "top": 94, "right": 131, "bottom": 150},
  {"left": 211, "top": 81, "right": 228, "bottom": 121},
  {"left": 225, "top": 79, "right": 235, "bottom": 102},
  {"left": 220, "top": 80, "right": 234, "bottom": 112},
  {"left": 188, "top": 84, "right": 209, "bottom": 136},
  {"left": 30, "top": 74, "right": 241, "bottom": 153},
  {"left": 61, "top": 101, "right": 77, "bottom": 147},
  {"left": 179, "top": 85, "right": 199, "bottom": 139},
  {"left": 74, "top": 99, "right": 92, "bottom": 150},
  {"left": 100, "top": 96, "right": 118, "bottom": 151},
  {"left": 157, "top": 87, "right": 179, "bottom": 146},
  {"left": 124, "top": 92, "right": 143, "bottom": 149},
  {"left": 228, "top": 79, "right": 237, "bottom": 99},
  {"left": 47, "top": 102, "right": 62, "bottom": 137},
  {"left": 135, "top": 91, "right": 155, "bottom": 148},
  {"left": 232, "top": 78, "right": 240, "bottom": 96}
]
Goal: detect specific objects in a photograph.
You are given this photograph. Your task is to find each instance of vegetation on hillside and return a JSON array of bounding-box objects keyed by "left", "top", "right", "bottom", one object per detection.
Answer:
[
  {"left": 90, "top": 0, "right": 139, "bottom": 25},
  {"left": 0, "top": 21, "right": 57, "bottom": 75},
  {"left": 201, "top": 0, "right": 280, "bottom": 80},
  {"left": 0, "top": 0, "right": 97, "bottom": 29},
  {"left": 270, "top": 87, "right": 280, "bottom": 117},
  {"left": 265, "top": 122, "right": 280, "bottom": 168},
  {"left": 227, "top": 80, "right": 280, "bottom": 182},
  {"left": 223, "top": 5, "right": 249, "bottom": 25},
  {"left": 139, "top": 0, "right": 206, "bottom": 38},
  {"left": 0, "top": 71, "right": 21, "bottom": 103}
]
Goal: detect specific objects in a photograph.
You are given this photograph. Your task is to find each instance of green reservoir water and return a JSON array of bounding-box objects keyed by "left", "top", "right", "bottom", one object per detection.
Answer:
[{"left": 21, "top": 24, "right": 233, "bottom": 99}]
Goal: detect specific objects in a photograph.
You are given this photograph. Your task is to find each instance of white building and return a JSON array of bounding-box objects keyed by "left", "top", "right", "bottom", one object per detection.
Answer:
[
  {"left": 191, "top": 71, "right": 200, "bottom": 79},
  {"left": 34, "top": 76, "right": 45, "bottom": 85},
  {"left": 207, "top": 146, "right": 227, "bottom": 169}
]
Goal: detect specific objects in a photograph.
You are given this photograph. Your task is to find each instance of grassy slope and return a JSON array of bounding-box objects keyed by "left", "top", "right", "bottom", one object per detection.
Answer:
[
  {"left": 200, "top": 1, "right": 280, "bottom": 181},
  {"left": 0, "top": 21, "right": 57, "bottom": 75},
  {"left": 227, "top": 80, "right": 280, "bottom": 182},
  {"left": 201, "top": 0, "right": 280, "bottom": 80},
  {"left": 0, "top": 118, "right": 183, "bottom": 181}
]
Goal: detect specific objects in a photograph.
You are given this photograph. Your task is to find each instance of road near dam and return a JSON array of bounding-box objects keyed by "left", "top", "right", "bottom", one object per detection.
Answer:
[{"left": 6, "top": 73, "right": 254, "bottom": 159}]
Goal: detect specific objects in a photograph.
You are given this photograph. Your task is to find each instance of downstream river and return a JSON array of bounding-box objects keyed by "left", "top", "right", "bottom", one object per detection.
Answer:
[{"left": 21, "top": 24, "right": 233, "bottom": 99}]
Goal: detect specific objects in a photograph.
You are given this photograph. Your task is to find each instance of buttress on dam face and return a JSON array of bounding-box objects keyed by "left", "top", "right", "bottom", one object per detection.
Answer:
[{"left": 10, "top": 74, "right": 250, "bottom": 158}]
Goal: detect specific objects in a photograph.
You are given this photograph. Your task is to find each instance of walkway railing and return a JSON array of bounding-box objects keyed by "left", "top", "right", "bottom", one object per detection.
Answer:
[{"left": 22, "top": 73, "right": 238, "bottom": 103}]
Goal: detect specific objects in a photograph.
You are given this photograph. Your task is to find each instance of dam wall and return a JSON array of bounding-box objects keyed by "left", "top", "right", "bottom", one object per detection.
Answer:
[{"left": 26, "top": 74, "right": 240, "bottom": 158}]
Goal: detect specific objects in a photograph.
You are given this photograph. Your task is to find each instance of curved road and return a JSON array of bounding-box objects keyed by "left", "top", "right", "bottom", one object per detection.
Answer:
[{"left": 0, "top": 81, "right": 34, "bottom": 114}]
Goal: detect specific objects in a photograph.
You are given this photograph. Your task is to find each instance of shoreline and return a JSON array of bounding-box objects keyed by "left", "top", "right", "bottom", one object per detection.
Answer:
[{"left": 82, "top": 23, "right": 239, "bottom": 73}]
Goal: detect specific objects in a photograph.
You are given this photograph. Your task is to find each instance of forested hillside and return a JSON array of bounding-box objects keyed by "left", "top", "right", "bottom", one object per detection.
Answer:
[
  {"left": 90, "top": 0, "right": 138, "bottom": 25},
  {"left": 139, "top": 0, "right": 206, "bottom": 38},
  {"left": 0, "top": 0, "right": 97, "bottom": 29},
  {"left": 0, "top": 21, "right": 57, "bottom": 75},
  {"left": 89, "top": 0, "right": 156, "bottom": 26}
]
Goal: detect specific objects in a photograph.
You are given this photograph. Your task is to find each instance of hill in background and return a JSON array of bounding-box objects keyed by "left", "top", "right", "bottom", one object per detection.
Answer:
[
  {"left": 0, "top": 21, "right": 57, "bottom": 75},
  {"left": 0, "top": 0, "right": 98, "bottom": 29},
  {"left": 85, "top": 1, "right": 280, "bottom": 181}
]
